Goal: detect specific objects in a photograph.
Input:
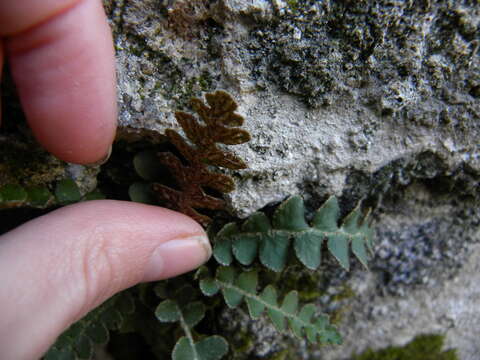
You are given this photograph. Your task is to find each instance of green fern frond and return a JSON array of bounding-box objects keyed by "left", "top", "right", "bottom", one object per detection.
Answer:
[
  {"left": 213, "top": 196, "right": 374, "bottom": 272},
  {"left": 44, "top": 292, "right": 135, "bottom": 360},
  {"left": 0, "top": 180, "right": 104, "bottom": 210},
  {"left": 0, "top": 183, "right": 50, "bottom": 208},
  {"left": 155, "top": 299, "right": 229, "bottom": 360},
  {"left": 198, "top": 266, "right": 342, "bottom": 345}
]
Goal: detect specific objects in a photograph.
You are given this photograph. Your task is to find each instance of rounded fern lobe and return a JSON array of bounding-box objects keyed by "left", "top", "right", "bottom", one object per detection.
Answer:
[
  {"left": 54, "top": 179, "right": 81, "bottom": 204},
  {"left": 172, "top": 336, "right": 229, "bottom": 360},
  {"left": 155, "top": 299, "right": 181, "bottom": 323},
  {"left": 272, "top": 196, "right": 309, "bottom": 231},
  {"left": 0, "top": 184, "right": 28, "bottom": 205},
  {"left": 128, "top": 182, "right": 155, "bottom": 204},
  {"left": 133, "top": 150, "right": 165, "bottom": 181}
]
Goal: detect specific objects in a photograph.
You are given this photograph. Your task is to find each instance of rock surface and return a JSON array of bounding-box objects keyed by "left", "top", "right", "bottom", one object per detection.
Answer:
[
  {"left": 103, "top": 0, "right": 479, "bottom": 359},
  {"left": 107, "top": 0, "right": 479, "bottom": 215}
]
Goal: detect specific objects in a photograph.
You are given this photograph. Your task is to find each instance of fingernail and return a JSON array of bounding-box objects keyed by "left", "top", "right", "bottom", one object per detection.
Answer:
[
  {"left": 143, "top": 235, "right": 211, "bottom": 282},
  {"left": 87, "top": 145, "right": 112, "bottom": 166}
]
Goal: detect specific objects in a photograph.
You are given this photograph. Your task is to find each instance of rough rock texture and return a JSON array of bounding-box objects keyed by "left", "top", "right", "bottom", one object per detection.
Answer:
[
  {"left": 107, "top": 0, "right": 479, "bottom": 215},
  {"left": 103, "top": 0, "right": 480, "bottom": 359}
]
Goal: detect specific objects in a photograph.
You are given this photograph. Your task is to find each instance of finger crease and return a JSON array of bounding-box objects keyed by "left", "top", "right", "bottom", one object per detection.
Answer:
[{"left": 5, "top": 0, "right": 85, "bottom": 57}]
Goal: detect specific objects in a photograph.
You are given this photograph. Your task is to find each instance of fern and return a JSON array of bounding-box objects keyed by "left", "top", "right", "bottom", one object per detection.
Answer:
[
  {"left": 43, "top": 292, "right": 135, "bottom": 360},
  {"left": 197, "top": 266, "right": 341, "bottom": 345},
  {"left": 213, "top": 196, "right": 374, "bottom": 272},
  {"left": 0, "top": 179, "right": 104, "bottom": 210},
  {"left": 155, "top": 299, "right": 229, "bottom": 360},
  {"left": 128, "top": 91, "right": 250, "bottom": 226},
  {"left": 151, "top": 90, "right": 250, "bottom": 226},
  {"left": 169, "top": 90, "right": 250, "bottom": 170}
]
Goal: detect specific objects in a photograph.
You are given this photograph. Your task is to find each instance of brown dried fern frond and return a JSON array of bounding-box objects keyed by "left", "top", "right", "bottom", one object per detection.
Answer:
[{"left": 154, "top": 91, "right": 250, "bottom": 226}]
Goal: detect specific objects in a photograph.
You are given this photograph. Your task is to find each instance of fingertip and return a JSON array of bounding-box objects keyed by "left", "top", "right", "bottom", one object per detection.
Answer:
[
  {"left": 142, "top": 234, "right": 212, "bottom": 282},
  {"left": 5, "top": 0, "right": 117, "bottom": 164},
  {"left": 0, "top": 201, "right": 209, "bottom": 359}
]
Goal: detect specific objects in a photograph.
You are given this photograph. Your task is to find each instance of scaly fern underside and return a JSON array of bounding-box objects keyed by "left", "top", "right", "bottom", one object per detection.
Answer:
[{"left": 153, "top": 90, "right": 250, "bottom": 226}]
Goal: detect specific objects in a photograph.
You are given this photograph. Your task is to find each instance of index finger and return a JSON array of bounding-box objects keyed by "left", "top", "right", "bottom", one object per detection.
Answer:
[{"left": 1, "top": 0, "right": 117, "bottom": 164}]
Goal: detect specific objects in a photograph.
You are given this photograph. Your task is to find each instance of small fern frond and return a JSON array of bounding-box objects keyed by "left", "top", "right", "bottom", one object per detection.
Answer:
[
  {"left": 0, "top": 180, "right": 104, "bottom": 210},
  {"left": 44, "top": 292, "right": 135, "bottom": 360},
  {"left": 213, "top": 196, "right": 374, "bottom": 272},
  {"left": 198, "top": 266, "right": 341, "bottom": 345},
  {"left": 134, "top": 90, "right": 251, "bottom": 226},
  {"left": 155, "top": 299, "right": 228, "bottom": 360}
]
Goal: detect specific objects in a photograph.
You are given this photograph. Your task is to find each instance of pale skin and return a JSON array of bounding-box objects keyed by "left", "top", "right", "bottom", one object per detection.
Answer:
[{"left": 0, "top": 1, "right": 212, "bottom": 359}]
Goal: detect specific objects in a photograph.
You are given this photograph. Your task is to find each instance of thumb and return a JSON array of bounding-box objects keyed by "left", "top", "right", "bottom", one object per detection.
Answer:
[{"left": 0, "top": 201, "right": 211, "bottom": 360}]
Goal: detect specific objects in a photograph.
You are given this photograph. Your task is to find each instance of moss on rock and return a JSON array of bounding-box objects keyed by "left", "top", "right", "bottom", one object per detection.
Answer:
[{"left": 352, "top": 334, "right": 458, "bottom": 360}]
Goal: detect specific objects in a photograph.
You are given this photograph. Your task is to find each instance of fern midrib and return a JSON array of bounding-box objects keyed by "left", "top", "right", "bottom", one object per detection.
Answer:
[
  {"left": 179, "top": 310, "right": 200, "bottom": 360},
  {"left": 228, "top": 227, "right": 367, "bottom": 242},
  {"left": 216, "top": 279, "right": 326, "bottom": 335}
]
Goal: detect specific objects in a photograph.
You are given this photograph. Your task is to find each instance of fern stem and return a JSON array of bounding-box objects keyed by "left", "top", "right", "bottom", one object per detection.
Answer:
[
  {"left": 216, "top": 279, "right": 316, "bottom": 330},
  {"left": 244, "top": 228, "right": 364, "bottom": 241},
  {"left": 178, "top": 310, "right": 200, "bottom": 360}
]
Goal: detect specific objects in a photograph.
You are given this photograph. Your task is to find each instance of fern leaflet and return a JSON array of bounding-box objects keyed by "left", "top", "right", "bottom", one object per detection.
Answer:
[
  {"left": 155, "top": 299, "right": 228, "bottom": 360},
  {"left": 44, "top": 292, "right": 134, "bottom": 360}
]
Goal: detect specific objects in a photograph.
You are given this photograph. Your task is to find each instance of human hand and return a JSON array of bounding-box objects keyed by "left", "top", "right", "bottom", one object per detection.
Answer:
[{"left": 0, "top": 1, "right": 211, "bottom": 359}]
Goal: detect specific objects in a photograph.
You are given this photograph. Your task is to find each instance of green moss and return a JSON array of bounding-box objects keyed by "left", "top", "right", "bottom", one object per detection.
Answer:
[
  {"left": 352, "top": 334, "right": 458, "bottom": 360},
  {"left": 267, "top": 349, "right": 290, "bottom": 360},
  {"left": 198, "top": 73, "right": 212, "bottom": 91},
  {"left": 128, "top": 37, "right": 149, "bottom": 58},
  {"left": 264, "top": 265, "right": 324, "bottom": 302},
  {"left": 328, "top": 284, "right": 356, "bottom": 325},
  {"left": 332, "top": 284, "right": 356, "bottom": 302},
  {"left": 169, "top": 72, "right": 215, "bottom": 109},
  {"left": 286, "top": 0, "right": 299, "bottom": 12},
  {"left": 207, "top": 315, "right": 255, "bottom": 360},
  {"left": 0, "top": 138, "right": 64, "bottom": 188},
  {"left": 230, "top": 329, "right": 255, "bottom": 357}
]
